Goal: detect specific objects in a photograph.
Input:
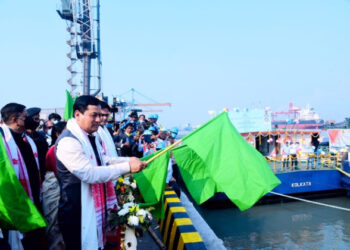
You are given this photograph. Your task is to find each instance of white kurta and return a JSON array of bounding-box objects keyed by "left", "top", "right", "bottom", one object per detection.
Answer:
[{"left": 56, "top": 119, "right": 130, "bottom": 249}]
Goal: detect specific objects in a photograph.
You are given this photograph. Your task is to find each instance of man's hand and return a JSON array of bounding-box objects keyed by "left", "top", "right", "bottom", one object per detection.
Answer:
[{"left": 129, "top": 157, "right": 147, "bottom": 173}]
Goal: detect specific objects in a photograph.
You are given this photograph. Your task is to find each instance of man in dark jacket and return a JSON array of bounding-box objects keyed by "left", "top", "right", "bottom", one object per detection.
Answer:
[
  {"left": 25, "top": 107, "right": 48, "bottom": 181},
  {"left": 0, "top": 103, "right": 46, "bottom": 249}
]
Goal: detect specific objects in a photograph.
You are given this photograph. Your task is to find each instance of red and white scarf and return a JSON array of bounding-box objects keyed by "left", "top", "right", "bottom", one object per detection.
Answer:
[
  {"left": 0, "top": 124, "right": 40, "bottom": 201},
  {"left": 67, "top": 119, "right": 117, "bottom": 249}
]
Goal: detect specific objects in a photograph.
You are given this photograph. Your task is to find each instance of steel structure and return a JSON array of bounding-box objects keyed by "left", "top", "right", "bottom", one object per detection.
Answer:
[
  {"left": 271, "top": 102, "right": 300, "bottom": 122},
  {"left": 57, "top": 0, "right": 101, "bottom": 96},
  {"left": 112, "top": 88, "right": 171, "bottom": 120}
]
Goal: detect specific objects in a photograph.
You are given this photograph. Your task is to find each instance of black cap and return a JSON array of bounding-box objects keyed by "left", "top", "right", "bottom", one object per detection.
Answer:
[
  {"left": 27, "top": 107, "right": 41, "bottom": 117},
  {"left": 129, "top": 111, "right": 138, "bottom": 118}
]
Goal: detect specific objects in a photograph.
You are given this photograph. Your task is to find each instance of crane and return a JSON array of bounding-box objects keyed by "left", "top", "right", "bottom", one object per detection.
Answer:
[
  {"left": 271, "top": 102, "right": 300, "bottom": 121},
  {"left": 112, "top": 88, "right": 171, "bottom": 120},
  {"left": 57, "top": 0, "right": 101, "bottom": 96}
]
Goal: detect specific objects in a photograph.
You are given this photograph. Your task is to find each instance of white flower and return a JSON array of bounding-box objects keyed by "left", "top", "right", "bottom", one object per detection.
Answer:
[
  {"left": 130, "top": 182, "right": 137, "bottom": 189},
  {"left": 136, "top": 209, "right": 146, "bottom": 218},
  {"left": 118, "top": 208, "right": 129, "bottom": 216},
  {"left": 123, "top": 180, "right": 131, "bottom": 185},
  {"left": 123, "top": 202, "right": 134, "bottom": 208},
  {"left": 127, "top": 215, "right": 139, "bottom": 226}
]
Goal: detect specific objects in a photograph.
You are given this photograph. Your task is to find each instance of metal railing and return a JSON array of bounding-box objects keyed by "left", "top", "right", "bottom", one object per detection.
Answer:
[{"left": 266, "top": 153, "right": 342, "bottom": 173}]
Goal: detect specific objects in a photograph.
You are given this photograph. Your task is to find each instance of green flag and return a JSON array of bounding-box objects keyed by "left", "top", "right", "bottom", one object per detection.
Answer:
[
  {"left": 0, "top": 136, "right": 47, "bottom": 232},
  {"left": 133, "top": 150, "right": 170, "bottom": 219},
  {"left": 64, "top": 90, "right": 74, "bottom": 120},
  {"left": 171, "top": 145, "right": 217, "bottom": 203},
  {"left": 172, "top": 112, "right": 281, "bottom": 211}
]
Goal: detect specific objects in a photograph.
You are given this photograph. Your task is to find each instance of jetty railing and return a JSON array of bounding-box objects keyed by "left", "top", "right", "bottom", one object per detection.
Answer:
[{"left": 266, "top": 153, "right": 342, "bottom": 173}]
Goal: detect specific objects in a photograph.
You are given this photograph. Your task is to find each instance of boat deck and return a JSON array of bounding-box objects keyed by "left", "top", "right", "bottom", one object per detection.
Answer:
[{"left": 267, "top": 157, "right": 340, "bottom": 173}]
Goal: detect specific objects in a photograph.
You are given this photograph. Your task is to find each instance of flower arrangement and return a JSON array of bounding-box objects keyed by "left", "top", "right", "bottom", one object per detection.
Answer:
[{"left": 108, "top": 176, "right": 153, "bottom": 231}]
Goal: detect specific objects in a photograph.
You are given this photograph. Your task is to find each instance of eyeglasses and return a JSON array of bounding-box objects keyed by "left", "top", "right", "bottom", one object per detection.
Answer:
[
  {"left": 101, "top": 114, "right": 109, "bottom": 118},
  {"left": 86, "top": 113, "right": 102, "bottom": 120}
]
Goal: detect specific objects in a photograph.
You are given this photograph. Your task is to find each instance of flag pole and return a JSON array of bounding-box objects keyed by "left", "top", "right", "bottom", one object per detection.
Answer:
[{"left": 145, "top": 139, "right": 182, "bottom": 165}]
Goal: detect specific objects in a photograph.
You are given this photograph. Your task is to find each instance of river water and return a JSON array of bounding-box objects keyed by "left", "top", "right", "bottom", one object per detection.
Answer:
[{"left": 197, "top": 197, "right": 350, "bottom": 249}]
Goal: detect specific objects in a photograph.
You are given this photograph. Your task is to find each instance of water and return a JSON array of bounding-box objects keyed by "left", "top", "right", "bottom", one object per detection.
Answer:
[{"left": 197, "top": 197, "right": 350, "bottom": 249}]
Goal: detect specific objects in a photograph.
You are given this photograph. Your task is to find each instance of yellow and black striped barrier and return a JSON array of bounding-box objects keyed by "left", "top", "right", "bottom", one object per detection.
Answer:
[{"left": 160, "top": 187, "right": 207, "bottom": 250}]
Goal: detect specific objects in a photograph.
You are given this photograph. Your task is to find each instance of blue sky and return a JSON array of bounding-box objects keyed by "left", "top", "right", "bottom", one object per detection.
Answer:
[{"left": 1, "top": 0, "right": 350, "bottom": 128}]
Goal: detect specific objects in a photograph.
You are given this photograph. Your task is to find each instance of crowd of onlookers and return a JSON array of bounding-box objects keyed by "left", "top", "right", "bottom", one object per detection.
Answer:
[
  {"left": 0, "top": 100, "right": 180, "bottom": 250},
  {"left": 1, "top": 103, "right": 179, "bottom": 182},
  {"left": 22, "top": 107, "right": 179, "bottom": 185},
  {"left": 28, "top": 107, "right": 178, "bottom": 163},
  {"left": 103, "top": 109, "right": 179, "bottom": 158}
]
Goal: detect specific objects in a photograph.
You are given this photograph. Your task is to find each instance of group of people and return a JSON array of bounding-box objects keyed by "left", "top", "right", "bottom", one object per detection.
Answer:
[
  {"left": 280, "top": 141, "right": 332, "bottom": 170},
  {"left": 104, "top": 107, "right": 179, "bottom": 159},
  {"left": 0, "top": 95, "right": 176, "bottom": 249},
  {"left": 281, "top": 141, "right": 303, "bottom": 169}
]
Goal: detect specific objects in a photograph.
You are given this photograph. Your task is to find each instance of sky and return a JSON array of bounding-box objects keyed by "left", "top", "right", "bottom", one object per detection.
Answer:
[{"left": 1, "top": 0, "right": 350, "bottom": 128}]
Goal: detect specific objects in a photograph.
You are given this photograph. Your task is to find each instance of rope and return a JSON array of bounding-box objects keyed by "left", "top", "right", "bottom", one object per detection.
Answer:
[
  {"left": 269, "top": 191, "right": 350, "bottom": 212},
  {"left": 335, "top": 167, "right": 350, "bottom": 178}
]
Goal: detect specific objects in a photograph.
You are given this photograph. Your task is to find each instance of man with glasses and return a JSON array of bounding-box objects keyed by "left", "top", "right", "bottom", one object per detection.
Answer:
[
  {"left": 55, "top": 95, "right": 147, "bottom": 249},
  {"left": 97, "top": 101, "right": 119, "bottom": 158},
  {"left": 0, "top": 103, "right": 46, "bottom": 249}
]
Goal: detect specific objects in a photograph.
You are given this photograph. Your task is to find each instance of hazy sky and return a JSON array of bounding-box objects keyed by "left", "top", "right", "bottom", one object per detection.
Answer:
[{"left": 1, "top": 0, "right": 350, "bottom": 128}]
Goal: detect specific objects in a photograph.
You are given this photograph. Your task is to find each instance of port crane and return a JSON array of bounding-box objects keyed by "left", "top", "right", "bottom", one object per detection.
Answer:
[
  {"left": 112, "top": 88, "right": 171, "bottom": 120},
  {"left": 271, "top": 102, "right": 300, "bottom": 122}
]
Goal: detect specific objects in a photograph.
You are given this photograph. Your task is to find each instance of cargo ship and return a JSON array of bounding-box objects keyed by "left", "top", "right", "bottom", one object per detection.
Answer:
[{"left": 272, "top": 103, "right": 325, "bottom": 130}]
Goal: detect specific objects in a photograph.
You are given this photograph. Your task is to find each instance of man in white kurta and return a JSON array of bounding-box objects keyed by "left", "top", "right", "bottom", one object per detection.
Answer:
[{"left": 55, "top": 96, "right": 146, "bottom": 250}]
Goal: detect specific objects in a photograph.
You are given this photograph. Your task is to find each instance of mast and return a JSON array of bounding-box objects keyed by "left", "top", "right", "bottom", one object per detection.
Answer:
[
  {"left": 91, "top": 0, "right": 102, "bottom": 96},
  {"left": 58, "top": 0, "right": 101, "bottom": 96}
]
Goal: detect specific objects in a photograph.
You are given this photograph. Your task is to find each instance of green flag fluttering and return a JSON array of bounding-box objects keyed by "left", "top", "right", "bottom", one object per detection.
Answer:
[
  {"left": 172, "top": 112, "right": 281, "bottom": 211},
  {"left": 0, "top": 136, "right": 47, "bottom": 232},
  {"left": 64, "top": 90, "right": 74, "bottom": 120},
  {"left": 133, "top": 150, "right": 170, "bottom": 219}
]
